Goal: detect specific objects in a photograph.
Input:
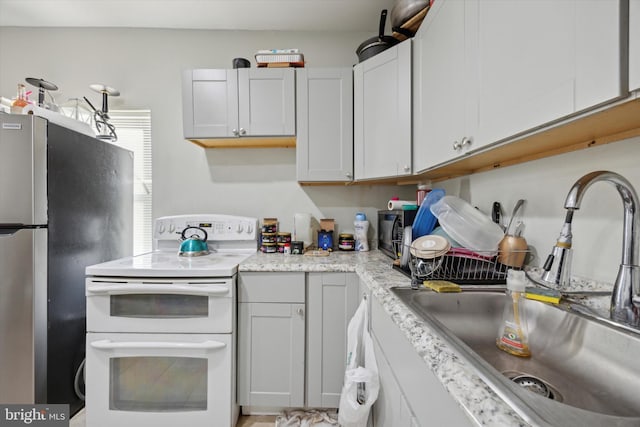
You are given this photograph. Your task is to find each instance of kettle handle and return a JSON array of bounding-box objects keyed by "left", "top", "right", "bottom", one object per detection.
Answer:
[{"left": 181, "top": 226, "right": 208, "bottom": 242}]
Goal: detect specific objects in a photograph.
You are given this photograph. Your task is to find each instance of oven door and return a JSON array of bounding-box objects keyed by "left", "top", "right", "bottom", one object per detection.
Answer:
[
  {"left": 86, "top": 277, "right": 234, "bottom": 333},
  {"left": 86, "top": 332, "right": 235, "bottom": 427}
]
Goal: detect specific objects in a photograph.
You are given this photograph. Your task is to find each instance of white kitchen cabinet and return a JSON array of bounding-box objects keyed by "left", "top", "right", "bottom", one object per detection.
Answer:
[
  {"left": 412, "top": 0, "right": 469, "bottom": 173},
  {"left": 182, "top": 68, "right": 295, "bottom": 139},
  {"left": 296, "top": 68, "right": 354, "bottom": 182},
  {"left": 238, "top": 271, "right": 358, "bottom": 411},
  {"left": 372, "top": 338, "right": 418, "bottom": 427},
  {"left": 354, "top": 40, "right": 412, "bottom": 180},
  {"left": 306, "top": 272, "right": 359, "bottom": 408},
  {"left": 371, "top": 297, "right": 472, "bottom": 427},
  {"left": 413, "top": 0, "right": 625, "bottom": 173},
  {"left": 237, "top": 272, "right": 305, "bottom": 408},
  {"left": 631, "top": 0, "right": 640, "bottom": 92}
]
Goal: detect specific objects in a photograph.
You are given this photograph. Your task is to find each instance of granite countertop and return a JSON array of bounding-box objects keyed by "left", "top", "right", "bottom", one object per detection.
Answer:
[{"left": 239, "top": 250, "right": 531, "bottom": 426}]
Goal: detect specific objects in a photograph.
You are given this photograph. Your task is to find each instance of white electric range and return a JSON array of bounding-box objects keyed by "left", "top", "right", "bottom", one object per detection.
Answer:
[{"left": 84, "top": 214, "right": 258, "bottom": 427}]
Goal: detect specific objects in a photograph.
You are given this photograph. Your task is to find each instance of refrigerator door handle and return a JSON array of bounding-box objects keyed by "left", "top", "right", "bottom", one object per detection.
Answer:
[{"left": 0, "top": 224, "right": 46, "bottom": 235}]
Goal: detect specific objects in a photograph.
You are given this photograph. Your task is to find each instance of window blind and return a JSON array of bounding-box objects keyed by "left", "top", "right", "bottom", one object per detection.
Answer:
[{"left": 109, "top": 110, "right": 153, "bottom": 255}]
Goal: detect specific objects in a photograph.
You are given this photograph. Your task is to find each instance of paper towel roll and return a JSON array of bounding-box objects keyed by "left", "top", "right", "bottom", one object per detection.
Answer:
[{"left": 388, "top": 200, "right": 415, "bottom": 210}]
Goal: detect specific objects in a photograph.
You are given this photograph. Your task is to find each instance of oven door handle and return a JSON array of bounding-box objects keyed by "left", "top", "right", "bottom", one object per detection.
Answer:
[
  {"left": 89, "top": 339, "right": 227, "bottom": 351},
  {"left": 86, "top": 283, "right": 230, "bottom": 296}
]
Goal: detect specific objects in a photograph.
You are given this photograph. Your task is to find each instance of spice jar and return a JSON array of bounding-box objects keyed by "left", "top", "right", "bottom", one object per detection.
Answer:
[
  {"left": 261, "top": 233, "right": 276, "bottom": 244},
  {"left": 260, "top": 243, "right": 277, "bottom": 253},
  {"left": 338, "top": 233, "right": 355, "bottom": 251},
  {"left": 277, "top": 232, "right": 292, "bottom": 244}
]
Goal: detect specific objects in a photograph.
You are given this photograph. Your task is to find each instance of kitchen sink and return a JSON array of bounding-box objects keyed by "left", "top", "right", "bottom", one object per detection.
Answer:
[{"left": 391, "top": 286, "right": 640, "bottom": 427}]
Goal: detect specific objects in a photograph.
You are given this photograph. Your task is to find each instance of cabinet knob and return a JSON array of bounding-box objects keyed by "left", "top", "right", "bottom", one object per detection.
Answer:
[
  {"left": 232, "top": 129, "right": 239, "bottom": 136},
  {"left": 453, "top": 136, "right": 473, "bottom": 150},
  {"left": 403, "top": 165, "right": 410, "bottom": 172},
  {"left": 345, "top": 172, "right": 353, "bottom": 179},
  {"left": 297, "top": 308, "right": 304, "bottom": 317},
  {"left": 239, "top": 128, "right": 247, "bottom": 135}
]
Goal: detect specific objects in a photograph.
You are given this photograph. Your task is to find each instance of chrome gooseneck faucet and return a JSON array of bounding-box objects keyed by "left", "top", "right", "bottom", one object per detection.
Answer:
[{"left": 553, "top": 171, "right": 640, "bottom": 326}]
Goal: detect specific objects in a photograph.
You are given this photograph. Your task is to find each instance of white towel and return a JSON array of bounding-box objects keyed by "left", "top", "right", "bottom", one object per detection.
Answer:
[{"left": 276, "top": 409, "right": 338, "bottom": 427}]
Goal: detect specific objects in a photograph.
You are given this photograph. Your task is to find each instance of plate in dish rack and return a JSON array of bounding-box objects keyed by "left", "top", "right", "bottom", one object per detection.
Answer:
[{"left": 412, "top": 188, "right": 445, "bottom": 240}]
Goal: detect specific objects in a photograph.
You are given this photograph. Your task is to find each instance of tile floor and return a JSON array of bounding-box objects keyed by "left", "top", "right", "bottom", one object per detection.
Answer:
[{"left": 70, "top": 409, "right": 276, "bottom": 426}]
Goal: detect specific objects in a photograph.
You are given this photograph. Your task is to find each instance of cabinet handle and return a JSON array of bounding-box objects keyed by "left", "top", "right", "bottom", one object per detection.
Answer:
[
  {"left": 297, "top": 308, "right": 304, "bottom": 317},
  {"left": 239, "top": 128, "right": 247, "bottom": 135},
  {"left": 453, "top": 136, "right": 473, "bottom": 151}
]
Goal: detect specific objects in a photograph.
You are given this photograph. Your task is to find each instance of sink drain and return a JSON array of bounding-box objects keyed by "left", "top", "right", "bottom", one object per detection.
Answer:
[
  {"left": 503, "top": 371, "right": 563, "bottom": 402},
  {"left": 512, "top": 375, "right": 551, "bottom": 398}
]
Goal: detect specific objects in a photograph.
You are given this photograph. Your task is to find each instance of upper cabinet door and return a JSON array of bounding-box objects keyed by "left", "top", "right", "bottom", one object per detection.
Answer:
[
  {"left": 182, "top": 69, "right": 238, "bottom": 138},
  {"left": 296, "top": 68, "right": 353, "bottom": 182},
  {"left": 631, "top": 0, "right": 640, "bottom": 92},
  {"left": 238, "top": 68, "right": 296, "bottom": 137},
  {"left": 472, "top": 0, "right": 624, "bottom": 147},
  {"left": 413, "top": 0, "right": 625, "bottom": 173},
  {"left": 412, "top": 0, "right": 470, "bottom": 172},
  {"left": 354, "top": 40, "right": 412, "bottom": 180}
]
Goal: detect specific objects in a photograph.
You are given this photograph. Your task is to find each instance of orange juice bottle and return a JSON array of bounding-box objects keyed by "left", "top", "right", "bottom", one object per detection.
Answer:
[{"left": 11, "top": 84, "right": 29, "bottom": 113}]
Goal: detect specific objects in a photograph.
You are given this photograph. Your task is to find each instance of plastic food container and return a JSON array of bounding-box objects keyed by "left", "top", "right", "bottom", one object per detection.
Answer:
[
  {"left": 409, "top": 235, "right": 450, "bottom": 259},
  {"left": 430, "top": 196, "right": 505, "bottom": 254}
]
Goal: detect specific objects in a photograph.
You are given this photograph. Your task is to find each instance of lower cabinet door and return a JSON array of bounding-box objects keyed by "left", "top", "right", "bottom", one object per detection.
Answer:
[
  {"left": 372, "top": 337, "right": 416, "bottom": 427},
  {"left": 306, "top": 272, "right": 359, "bottom": 408},
  {"left": 237, "top": 302, "right": 305, "bottom": 407}
]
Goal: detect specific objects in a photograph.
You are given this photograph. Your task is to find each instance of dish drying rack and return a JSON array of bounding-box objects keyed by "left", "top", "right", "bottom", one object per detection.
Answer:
[{"left": 401, "top": 246, "right": 529, "bottom": 287}]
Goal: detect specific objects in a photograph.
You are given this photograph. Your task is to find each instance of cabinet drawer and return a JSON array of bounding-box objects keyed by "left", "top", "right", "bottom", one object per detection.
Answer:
[{"left": 238, "top": 272, "right": 305, "bottom": 303}]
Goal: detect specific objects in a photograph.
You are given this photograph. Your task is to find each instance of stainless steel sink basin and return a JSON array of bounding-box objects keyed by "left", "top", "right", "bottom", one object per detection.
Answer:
[{"left": 391, "top": 286, "right": 640, "bottom": 427}]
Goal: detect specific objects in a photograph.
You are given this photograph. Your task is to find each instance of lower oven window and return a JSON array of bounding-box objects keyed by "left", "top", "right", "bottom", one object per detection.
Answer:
[
  {"left": 110, "top": 356, "right": 207, "bottom": 411},
  {"left": 110, "top": 294, "right": 208, "bottom": 318}
]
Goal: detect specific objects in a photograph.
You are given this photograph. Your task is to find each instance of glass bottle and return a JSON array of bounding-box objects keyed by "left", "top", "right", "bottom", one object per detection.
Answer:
[{"left": 11, "top": 84, "right": 29, "bottom": 113}]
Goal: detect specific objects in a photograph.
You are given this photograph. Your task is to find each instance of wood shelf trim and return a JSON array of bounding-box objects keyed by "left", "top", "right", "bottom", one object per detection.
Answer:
[
  {"left": 188, "top": 136, "right": 296, "bottom": 148},
  {"left": 404, "top": 96, "right": 640, "bottom": 184}
]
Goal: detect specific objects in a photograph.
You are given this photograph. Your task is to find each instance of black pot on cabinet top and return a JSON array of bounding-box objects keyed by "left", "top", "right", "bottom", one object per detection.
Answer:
[
  {"left": 233, "top": 57, "right": 251, "bottom": 68},
  {"left": 356, "top": 9, "right": 400, "bottom": 63}
]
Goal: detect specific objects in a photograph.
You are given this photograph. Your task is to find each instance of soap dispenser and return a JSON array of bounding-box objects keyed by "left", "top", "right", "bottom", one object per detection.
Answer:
[{"left": 496, "top": 270, "right": 531, "bottom": 357}]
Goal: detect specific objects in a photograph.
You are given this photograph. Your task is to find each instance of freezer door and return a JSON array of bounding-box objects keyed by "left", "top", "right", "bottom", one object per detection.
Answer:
[
  {"left": 0, "top": 227, "right": 47, "bottom": 403},
  {"left": 0, "top": 114, "right": 47, "bottom": 224}
]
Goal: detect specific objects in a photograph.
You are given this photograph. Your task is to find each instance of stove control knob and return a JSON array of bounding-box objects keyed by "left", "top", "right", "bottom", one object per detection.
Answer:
[
  {"left": 158, "top": 223, "right": 166, "bottom": 234},
  {"left": 236, "top": 223, "right": 243, "bottom": 233},
  {"left": 168, "top": 223, "right": 176, "bottom": 233},
  {"left": 246, "top": 223, "right": 254, "bottom": 234}
]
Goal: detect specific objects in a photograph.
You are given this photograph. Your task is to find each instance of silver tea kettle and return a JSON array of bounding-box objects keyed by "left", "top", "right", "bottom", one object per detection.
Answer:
[{"left": 178, "top": 226, "right": 210, "bottom": 257}]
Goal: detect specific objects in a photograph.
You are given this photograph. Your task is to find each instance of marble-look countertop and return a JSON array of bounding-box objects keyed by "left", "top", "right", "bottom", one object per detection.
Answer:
[{"left": 239, "top": 250, "right": 534, "bottom": 426}]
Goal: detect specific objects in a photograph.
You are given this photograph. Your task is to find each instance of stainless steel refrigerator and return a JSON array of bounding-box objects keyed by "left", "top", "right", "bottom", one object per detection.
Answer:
[{"left": 0, "top": 113, "right": 133, "bottom": 415}]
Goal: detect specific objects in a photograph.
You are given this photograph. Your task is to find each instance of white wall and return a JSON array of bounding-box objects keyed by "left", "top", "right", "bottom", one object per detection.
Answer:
[
  {"left": 1, "top": 26, "right": 637, "bottom": 284},
  {"left": 0, "top": 27, "right": 415, "bottom": 239},
  {"left": 436, "top": 137, "right": 640, "bottom": 284}
]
